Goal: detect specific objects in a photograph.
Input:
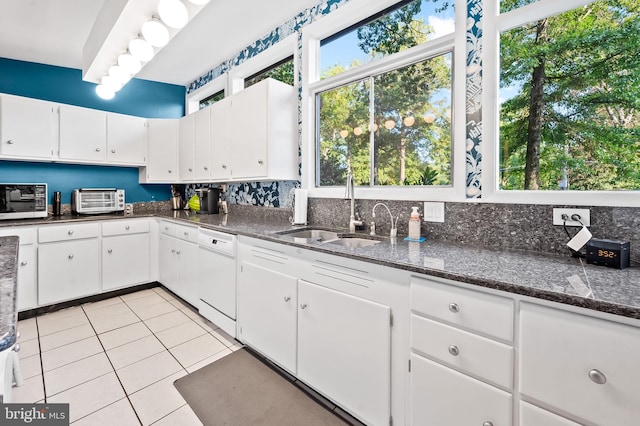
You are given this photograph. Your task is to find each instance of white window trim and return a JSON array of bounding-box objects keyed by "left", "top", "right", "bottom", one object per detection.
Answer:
[
  {"left": 301, "top": 0, "right": 467, "bottom": 201},
  {"left": 185, "top": 73, "right": 228, "bottom": 115},
  {"left": 227, "top": 33, "right": 298, "bottom": 95},
  {"left": 482, "top": 0, "right": 640, "bottom": 207}
]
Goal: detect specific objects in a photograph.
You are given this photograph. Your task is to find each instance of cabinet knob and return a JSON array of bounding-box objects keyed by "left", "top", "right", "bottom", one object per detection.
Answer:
[
  {"left": 222, "top": 164, "right": 227, "bottom": 169},
  {"left": 448, "top": 303, "right": 459, "bottom": 313},
  {"left": 68, "top": 254, "right": 74, "bottom": 260},
  {"left": 284, "top": 296, "right": 291, "bottom": 302},
  {"left": 188, "top": 168, "right": 193, "bottom": 172},
  {"left": 448, "top": 345, "right": 460, "bottom": 356},
  {"left": 96, "top": 147, "right": 101, "bottom": 152},
  {"left": 12, "top": 343, "right": 20, "bottom": 353},
  {"left": 300, "top": 303, "right": 308, "bottom": 310},
  {"left": 20, "top": 261, "right": 27, "bottom": 266},
  {"left": 107, "top": 249, "right": 113, "bottom": 254},
  {"left": 125, "top": 225, "right": 130, "bottom": 230},
  {"left": 204, "top": 166, "right": 208, "bottom": 171},
  {"left": 482, "top": 422, "right": 494, "bottom": 426},
  {"left": 7, "top": 140, "right": 14, "bottom": 144},
  {"left": 184, "top": 232, "right": 189, "bottom": 237},
  {"left": 176, "top": 251, "right": 181, "bottom": 255},
  {"left": 171, "top": 249, "right": 176, "bottom": 253},
  {"left": 68, "top": 230, "right": 74, "bottom": 235},
  {"left": 588, "top": 369, "right": 607, "bottom": 385},
  {"left": 257, "top": 159, "right": 264, "bottom": 165},
  {"left": 168, "top": 169, "right": 173, "bottom": 173},
  {"left": 111, "top": 149, "right": 116, "bottom": 153}
]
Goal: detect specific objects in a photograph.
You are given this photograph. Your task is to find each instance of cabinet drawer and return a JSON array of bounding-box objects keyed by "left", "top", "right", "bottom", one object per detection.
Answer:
[
  {"left": 520, "top": 402, "right": 583, "bottom": 426},
  {"left": 159, "top": 220, "right": 176, "bottom": 236},
  {"left": 410, "top": 276, "right": 514, "bottom": 341},
  {"left": 175, "top": 224, "right": 198, "bottom": 243},
  {"left": 411, "top": 314, "right": 514, "bottom": 389},
  {"left": 410, "top": 354, "right": 512, "bottom": 426},
  {"left": 38, "top": 223, "right": 100, "bottom": 243},
  {"left": 520, "top": 302, "right": 640, "bottom": 426},
  {"left": 102, "top": 219, "right": 149, "bottom": 236},
  {"left": 0, "top": 227, "right": 36, "bottom": 244}
]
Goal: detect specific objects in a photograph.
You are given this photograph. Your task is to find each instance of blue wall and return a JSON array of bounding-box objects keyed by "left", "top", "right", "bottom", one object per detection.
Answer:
[{"left": 0, "top": 57, "right": 185, "bottom": 203}]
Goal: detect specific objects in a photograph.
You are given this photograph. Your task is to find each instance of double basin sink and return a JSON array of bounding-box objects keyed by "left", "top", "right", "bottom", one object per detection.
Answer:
[{"left": 275, "top": 227, "right": 384, "bottom": 249}]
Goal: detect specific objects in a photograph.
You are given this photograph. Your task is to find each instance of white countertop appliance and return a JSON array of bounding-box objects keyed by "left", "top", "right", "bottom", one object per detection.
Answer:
[{"left": 71, "top": 188, "right": 125, "bottom": 215}]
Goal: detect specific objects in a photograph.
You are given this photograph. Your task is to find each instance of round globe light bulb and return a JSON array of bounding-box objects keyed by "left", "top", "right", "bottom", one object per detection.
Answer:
[
  {"left": 403, "top": 116, "right": 415, "bottom": 127},
  {"left": 353, "top": 126, "right": 363, "bottom": 136},
  {"left": 101, "top": 75, "right": 122, "bottom": 92},
  {"left": 339, "top": 129, "right": 349, "bottom": 138},
  {"left": 108, "top": 65, "right": 131, "bottom": 86},
  {"left": 158, "top": 0, "right": 189, "bottom": 29},
  {"left": 384, "top": 119, "right": 396, "bottom": 130},
  {"left": 424, "top": 114, "right": 435, "bottom": 124},
  {"left": 142, "top": 18, "right": 170, "bottom": 47},
  {"left": 129, "top": 37, "right": 155, "bottom": 62},
  {"left": 96, "top": 84, "right": 115, "bottom": 100},
  {"left": 118, "top": 53, "right": 142, "bottom": 74}
]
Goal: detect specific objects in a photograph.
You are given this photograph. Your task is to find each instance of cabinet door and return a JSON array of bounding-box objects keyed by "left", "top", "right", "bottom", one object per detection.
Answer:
[
  {"left": 194, "top": 107, "right": 211, "bottom": 180},
  {"left": 145, "top": 119, "right": 178, "bottom": 182},
  {"left": 198, "top": 248, "right": 236, "bottom": 318},
  {"left": 102, "top": 233, "right": 150, "bottom": 291},
  {"left": 229, "top": 85, "right": 268, "bottom": 178},
  {"left": 177, "top": 240, "right": 199, "bottom": 307},
  {"left": 297, "top": 279, "right": 391, "bottom": 426},
  {"left": 179, "top": 114, "right": 195, "bottom": 181},
  {"left": 238, "top": 261, "right": 297, "bottom": 374},
  {"left": 159, "top": 234, "right": 180, "bottom": 293},
  {"left": 16, "top": 245, "right": 37, "bottom": 311},
  {"left": 38, "top": 239, "right": 100, "bottom": 305},
  {"left": 410, "top": 354, "right": 512, "bottom": 426},
  {"left": 0, "top": 95, "right": 56, "bottom": 159},
  {"left": 59, "top": 105, "right": 106, "bottom": 162},
  {"left": 520, "top": 402, "right": 583, "bottom": 426},
  {"left": 209, "top": 98, "right": 231, "bottom": 180},
  {"left": 106, "top": 113, "right": 146, "bottom": 165}
]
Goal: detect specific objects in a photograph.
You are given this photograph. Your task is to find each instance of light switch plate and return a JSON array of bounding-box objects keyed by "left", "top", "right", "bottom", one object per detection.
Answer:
[
  {"left": 552, "top": 208, "right": 590, "bottom": 227},
  {"left": 423, "top": 202, "right": 445, "bottom": 222}
]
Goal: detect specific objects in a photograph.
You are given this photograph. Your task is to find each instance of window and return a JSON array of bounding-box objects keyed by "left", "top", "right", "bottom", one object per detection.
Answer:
[
  {"left": 498, "top": 0, "right": 640, "bottom": 191},
  {"left": 244, "top": 55, "right": 295, "bottom": 88},
  {"left": 199, "top": 90, "right": 225, "bottom": 109},
  {"left": 314, "top": 0, "right": 455, "bottom": 188}
]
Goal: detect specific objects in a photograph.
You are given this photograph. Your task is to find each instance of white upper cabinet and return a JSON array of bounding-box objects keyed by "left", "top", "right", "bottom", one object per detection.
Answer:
[
  {"left": 106, "top": 113, "right": 146, "bottom": 165},
  {"left": 194, "top": 107, "right": 211, "bottom": 180},
  {"left": 0, "top": 94, "right": 57, "bottom": 159},
  {"left": 227, "top": 78, "right": 298, "bottom": 181},
  {"left": 178, "top": 113, "right": 195, "bottom": 181},
  {"left": 142, "top": 119, "right": 178, "bottom": 183},
  {"left": 58, "top": 104, "right": 107, "bottom": 162},
  {"left": 209, "top": 97, "right": 231, "bottom": 180}
]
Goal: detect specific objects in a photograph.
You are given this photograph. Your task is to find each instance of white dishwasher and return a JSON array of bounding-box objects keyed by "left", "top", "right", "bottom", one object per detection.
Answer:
[{"left": 197, "top": 228, "right": 237, "bottom": 338}]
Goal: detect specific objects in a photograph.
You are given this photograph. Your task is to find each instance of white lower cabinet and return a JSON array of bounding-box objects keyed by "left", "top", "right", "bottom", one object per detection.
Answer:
[
  {"left": 519, "top": 302, "right": 640, "bottom": 426},
  {"left": 38, "top": 238, "right": 100, "bottom": 305},
  {"left": 297, "top": 279, "right": 391, "bottom": 426},
  {"left": 157, "top": 221, "right": 199, "bottom": 306},
  {"left": 101, "top": 219, "right": 150, "bottom": 291},
  {"left": 410, "top": 354, "right": 512, "bottom": 426},
  {"left": 238, "top": 261, "right": 297, "bottom": 374}
]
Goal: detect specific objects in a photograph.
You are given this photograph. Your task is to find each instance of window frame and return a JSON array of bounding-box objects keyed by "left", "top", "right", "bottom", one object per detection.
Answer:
[
  {"left": 302, "top": 0, "right": 467, "bottom": 201},
  {"left": 482, "top": 0, "right": 640, "bottom": 207},
  {"left": 186, "top": 74, "right": 227, "bottom": 115}
]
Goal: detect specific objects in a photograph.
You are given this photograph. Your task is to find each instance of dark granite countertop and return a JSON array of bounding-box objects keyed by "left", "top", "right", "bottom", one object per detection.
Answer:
[{"left": 1, "top": 210, "right": 639, "bottom": 319}]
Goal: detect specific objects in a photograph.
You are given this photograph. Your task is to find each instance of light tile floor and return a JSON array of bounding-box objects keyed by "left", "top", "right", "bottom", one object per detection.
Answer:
[{"left": 14, "top": 286, "right": 242, "bottom": 425}]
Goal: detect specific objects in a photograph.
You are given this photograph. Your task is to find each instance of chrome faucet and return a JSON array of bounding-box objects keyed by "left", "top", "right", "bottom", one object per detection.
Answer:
[
  {"left": 346, "top": 171, "right": 362, "bottom": 232},
  {"left": 371, "top": 203, "right": 399, "bottom": 237}
]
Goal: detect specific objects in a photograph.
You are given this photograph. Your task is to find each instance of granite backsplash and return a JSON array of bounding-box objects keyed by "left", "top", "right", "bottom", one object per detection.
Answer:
[{"left": 307, "top": 198, "right": 640, "bottom": 259}]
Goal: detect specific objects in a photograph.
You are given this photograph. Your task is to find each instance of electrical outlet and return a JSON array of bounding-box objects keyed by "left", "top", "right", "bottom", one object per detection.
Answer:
[
  {"left": 552, "top": 208, "right": 590, "bottom": 227},
  {"left": 423, "top": 202, "right": 445, "bottom": 222}
]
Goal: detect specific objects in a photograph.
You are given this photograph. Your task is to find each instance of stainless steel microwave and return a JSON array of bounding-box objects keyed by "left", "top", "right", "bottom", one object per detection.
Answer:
[{"left": 0, "top": 183, "right": 48, "bottom": 220}]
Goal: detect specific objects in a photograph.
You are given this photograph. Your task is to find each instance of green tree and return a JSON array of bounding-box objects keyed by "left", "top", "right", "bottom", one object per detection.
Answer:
[{"left": 500, "top": 0, "right": 640, "bottom": 190}]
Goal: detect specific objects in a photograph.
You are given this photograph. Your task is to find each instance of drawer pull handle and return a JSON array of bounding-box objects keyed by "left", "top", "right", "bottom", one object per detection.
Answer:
[
  {"left": 448, "top": 345, "right": 460, "bottom": 356},
  {"left": 108, "top": 249, "right": 113, "bottom": 254},
  {"left": 168, "top": 169, "right": 172, "bottom": 173},
  {"left": 20, "top": 261, "right": 27, "bottom": 266},
  {"left": 257, "top": 159, "right": 264, "bottom": 165},
  {"left": 176, "top": 251, "right": 181, "bottom": 255},
  {"left": 68, "top": 230, "right": 74, "bottom": 235},
  {"left": 171, "top": 249, "right": 176, "bottom": 254},
  {"left": 111, "top": 149, "right": 116, "bottom": 153},
  {"left": 448, "top": 303, "right": 459, "bottom": 313},
  {"left": 482, "top": 422, "right": 493, "bottom": 426},
  {"left": 68, "top": 254, "right": 74, "bottom": 260},
  {"left": 588, "top": 369, "right": 607, "bottom": 385},
  {"left": 284, "top": 296, "right": 291, "bottom": 302},
  {"left": 300, "top": 303, "right": 308, "bottom": 310},
  {"left": 12, "top": 343, "right": 20, "bottom": 353},
  {"left": 7, "top": 140, "right": 14, "bottom": 144},
  {"left": 96, "top": 147, "right": 101, "bottom": 152},
  {"left": 125, "top": 225, "right": 130, "bottom": 230}
]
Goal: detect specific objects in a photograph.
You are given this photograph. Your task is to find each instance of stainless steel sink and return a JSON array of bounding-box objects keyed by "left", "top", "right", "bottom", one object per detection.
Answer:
[
  {"left": 323, "top": 236, "right": 382, "bottom": 248},
  {"left": 276, "top": 228, "right": 339, "bottom": 242}
]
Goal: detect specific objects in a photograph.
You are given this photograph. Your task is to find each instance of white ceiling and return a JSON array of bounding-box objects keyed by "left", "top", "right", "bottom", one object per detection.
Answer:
[{"left": 0, "top": 0, "right": 319, "bottom": 86}]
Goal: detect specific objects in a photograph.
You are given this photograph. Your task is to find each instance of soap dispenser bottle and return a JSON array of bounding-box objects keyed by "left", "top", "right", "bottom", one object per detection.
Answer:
[{"left": 408, "top": 206, "right": 421, "bottom": 240}]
